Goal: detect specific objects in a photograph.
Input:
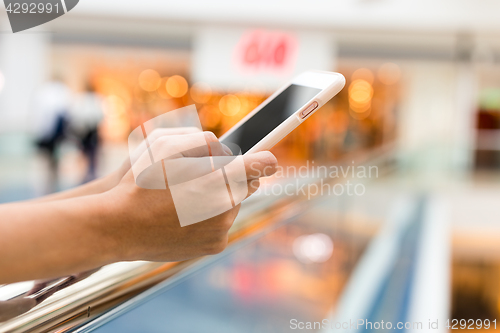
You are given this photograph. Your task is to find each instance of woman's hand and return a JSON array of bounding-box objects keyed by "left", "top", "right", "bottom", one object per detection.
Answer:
[{"left": 102, "top": 132, "right": 277, "bottom": 262}]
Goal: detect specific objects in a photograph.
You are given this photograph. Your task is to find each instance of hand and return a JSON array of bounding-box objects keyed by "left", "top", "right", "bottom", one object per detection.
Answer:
[{"left": 102, "top": 132, "right": 277, "bottom": 262}]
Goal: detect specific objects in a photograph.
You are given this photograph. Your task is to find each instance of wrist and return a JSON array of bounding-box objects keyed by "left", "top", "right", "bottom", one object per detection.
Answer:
[{"left": 86, "top": 190, "right": 130, "bottom": 264}]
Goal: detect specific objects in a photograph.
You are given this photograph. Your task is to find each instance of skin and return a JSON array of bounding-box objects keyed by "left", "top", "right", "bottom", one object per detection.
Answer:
[{"left": 0, "top": 131, "right": 277, "bottom": 284}]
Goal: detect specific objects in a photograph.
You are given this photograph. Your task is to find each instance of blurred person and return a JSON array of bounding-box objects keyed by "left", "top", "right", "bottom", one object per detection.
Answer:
[
  {"left": 69, "top": 82, "right": 104, "bottom": 183},
  {"left": 32, "top": 78, "right": 72, "bottom": 193},
  {"left": 0, "top": 130, "right": 278, "bottom": 284}
]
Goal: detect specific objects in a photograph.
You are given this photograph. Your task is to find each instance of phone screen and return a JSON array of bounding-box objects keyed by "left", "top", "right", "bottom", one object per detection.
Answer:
[{"left": 220, "top": 84, "right": 321, "bottom": 155}]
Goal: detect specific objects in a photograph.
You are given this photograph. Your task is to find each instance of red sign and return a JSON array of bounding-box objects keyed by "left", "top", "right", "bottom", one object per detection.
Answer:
[{"left": 233, "top": 30, "right": 298, "bottom": 75}]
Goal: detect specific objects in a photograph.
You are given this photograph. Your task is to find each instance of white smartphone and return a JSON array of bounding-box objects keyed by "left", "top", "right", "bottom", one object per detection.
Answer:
[{"left": 220, "top": 70, "right": 345, "bottom": 155}]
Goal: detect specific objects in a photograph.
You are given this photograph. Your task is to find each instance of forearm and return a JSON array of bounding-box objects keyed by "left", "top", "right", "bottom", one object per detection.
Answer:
[{"left": 0, "top": 192, "right": 122, "bottom": 284}]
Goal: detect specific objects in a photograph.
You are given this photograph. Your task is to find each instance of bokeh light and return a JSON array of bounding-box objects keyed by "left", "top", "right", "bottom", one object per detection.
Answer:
[
  {"left": 166, "top": 75, "right": 188, "bottom": 98},
  {"left": 349, "top": 79, "right": 373, "bottom": 105},
  {"left": 349, "top": 79, "right": 373, "bottom": 112},
  {"left": 102, "top": 95, "right": 127, "bottom": 117},
  {"left": 219, "top": 94, "right": 242, "bottom": 116},
  {"left": 236, "top": 93, "right": 251, "bottom": 114},
  {"left": 349, "top": 108, "right": 372, "bottom": 120},
  {"left": 138, "top": 69, "right": 161, "bottom": 92},
  {"left": 96, "top": 77, "right": 131, "bottom": 106},
  {"left": 352, "top": 68, "right": 374, "bottom": 84},
  {"left": 190, "top": 82, "right": 212, "bottom": 103},
  {"left": 101, "top": 95, "right": 129, "bottom": 142},
  {"left": 199, "top": 105, "right": 222, "bottom": 128},
  {"left": 349, "top": 78, "right": 373, "bottom": 119},
  {"left": 377, "top": 63, "right": 401, "bottom": 85},
  {"left": 157, "top": 77, "right": 171, "bottom": 99},
  {"left": 293, "top": 233, "right": 334, "bottom": 263}
]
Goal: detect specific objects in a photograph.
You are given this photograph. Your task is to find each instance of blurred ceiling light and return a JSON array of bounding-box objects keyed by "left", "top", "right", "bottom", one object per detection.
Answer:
[
  {"left": 139, "top": 69, "right": 161, "bottom": 92},
  {"left": 157, "top": 77, "right": 171, "bottom": 99},
  {"left": 190, "top": 82, "right": 212, "bottom": 103},
  {"left": 352, "top": 68, "right": 374, "bottom": 84},
  {"left": 377, "top": 63, "right": 401, "bottom": 85},
  {"left": 0, "top": 71, "right": 4, "bottom": 92},
  {"left": 293, "top": 233, "right": 333, "bottom": 264},
  {"left": 166, "top": 75, "right": 188, "bottom": 98},
  {"left": 199, "top": 105, "right": 221, "bottom": 128},
  {"left": 219, "top": 94, "right": 241, "bottom": 116}
]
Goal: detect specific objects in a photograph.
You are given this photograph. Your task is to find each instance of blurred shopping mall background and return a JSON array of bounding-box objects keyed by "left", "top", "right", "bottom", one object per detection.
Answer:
[{"left": 1, "top": 0, "right": 500, "bottom": 331}]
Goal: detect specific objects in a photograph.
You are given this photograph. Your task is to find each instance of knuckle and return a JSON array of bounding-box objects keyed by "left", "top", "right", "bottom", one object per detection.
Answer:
[
  {"left": 156, "top": 135, "right": 169, "bottom": 145},
  {"left": 149, "top": 136, "right": 170, "bottom": 153},
  {"left": 203, "top": 131, "right": 218, "bottom": 143}
]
